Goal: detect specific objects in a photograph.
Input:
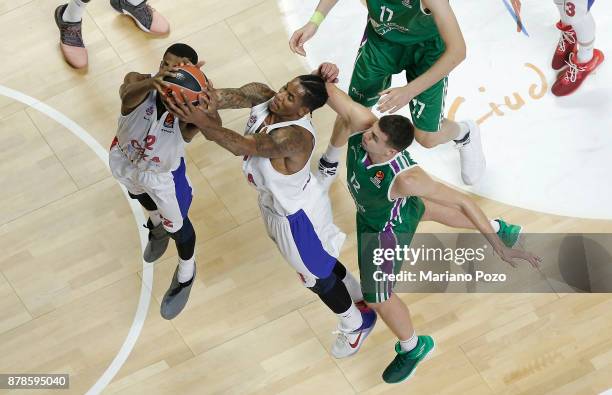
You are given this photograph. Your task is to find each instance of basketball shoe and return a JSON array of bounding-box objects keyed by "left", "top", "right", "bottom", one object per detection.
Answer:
[
  {"left": 382, "top": 335, "right": 435, "bottom": 384},
  {"left": 456, "top": 120, "right": 486, "bottom": 185},
  {"left": 552, "top": 49, "right": 605, "bottom": 97},
  {"left": 161, "top": 264, "right": 196, "bottom": 320},
  {"left": 54, "top": 4, "right": 88, "bottom": 69},
  {"left": 495, "top": 218, "right": 522, "bottom": 248},
  {"left": 110, "top": 0, "right": 169, "bottom": 35},
  {"left": 331, "top": 304, "right": 377, "bottom": 358},
  {"left": 143, "top": 219, "right": 170, "bottom": 263},
  {"left": 552, "top": 21, "right": 576, "bottom": 71}
]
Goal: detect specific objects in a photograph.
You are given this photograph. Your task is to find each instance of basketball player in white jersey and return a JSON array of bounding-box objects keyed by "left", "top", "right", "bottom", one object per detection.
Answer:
[
  {"left": 109, "top": 43, "right": 201, "bottom": 320},
  {"left": 54, "top": 0, "right": 169, "bottom": 69},
  {"left": 163, "top": 63, "right": 377, "bottom": 358}
]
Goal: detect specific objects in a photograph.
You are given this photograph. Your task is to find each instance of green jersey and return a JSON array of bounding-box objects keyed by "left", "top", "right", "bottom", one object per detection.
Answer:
[
  {"left": 346, "top": 133, "right": 424, "bottom": 232},
  {"left": 366, "top": 0, "right": 440, "bottom": 44}
]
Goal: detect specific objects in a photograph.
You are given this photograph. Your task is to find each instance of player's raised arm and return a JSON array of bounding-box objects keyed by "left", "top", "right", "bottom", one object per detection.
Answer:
[
  {"left": 164, "top": 89, "right": 311, "bottom": 158},
  {"left": 289, "top": 0, "right": 340, "bottom": 56},
  {"left": 214, "top": 82, "right": 276, "bottom": 109},
  {"left": 120, "top": 71, "right": 171, "bottom": 116},
  {"left": 325, "top": 83, "right": 378, "bottom": 146},
  {"left": 391, "top": 167, "right": 541, "bottom": 267}
]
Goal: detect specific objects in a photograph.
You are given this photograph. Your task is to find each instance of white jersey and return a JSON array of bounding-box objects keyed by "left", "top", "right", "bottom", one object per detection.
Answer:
[
  {"left": 242, "top": 100, "right": 321, "bottom": 216},
  {"left": 112, "top": 90, "right": 185, "bottom": 173}
]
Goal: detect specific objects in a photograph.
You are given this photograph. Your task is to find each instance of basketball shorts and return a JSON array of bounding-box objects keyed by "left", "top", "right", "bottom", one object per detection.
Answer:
[
  {"left": 349, "top": 24, "right": 448, "bottom": 132},
  {"left": 109, "top": 147, "right": 193, "bottom": 233},
  {"left": 260, "top": 195, "right": 346, "bottom": 287},
  {"left": 356, "top": 196, "right": 425, "bottom": 304}
]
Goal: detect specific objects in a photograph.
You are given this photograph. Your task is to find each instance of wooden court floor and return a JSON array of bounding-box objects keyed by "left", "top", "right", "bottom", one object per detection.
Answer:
[{"left": 0, "top": 1, "right": 611, "bottom": 394}]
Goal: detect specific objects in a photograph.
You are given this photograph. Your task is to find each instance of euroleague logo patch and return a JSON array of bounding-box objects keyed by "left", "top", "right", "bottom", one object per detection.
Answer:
[
  {"left": 370, "top": 170, "right": 385, "bottom": 188},
  {"left": 164, "top": 113, "right": 175, "bottom": 128}
]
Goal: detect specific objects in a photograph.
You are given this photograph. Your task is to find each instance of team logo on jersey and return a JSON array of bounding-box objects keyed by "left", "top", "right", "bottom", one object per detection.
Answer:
[
  {"left": 246, "top": 115, "right": 258, "bottom": 130},
  {"left": 370, "top": 170, "right": 385, "bottom": 188},
  {"left": 145, "top": 106, "right": 155, "bottom": 116},
  {"left": 164, "top": 113, "right": 175, "bottom": 128},
  {"left": 402, "top": 0, "right": 413, "bottom": 8}
]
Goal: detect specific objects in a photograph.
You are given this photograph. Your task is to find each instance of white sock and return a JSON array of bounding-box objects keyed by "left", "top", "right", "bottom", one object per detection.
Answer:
[
  {"left": 323, "top": 143, "right": 342, "bottom": 163},
  {"left": 338, "top": 303, "right": 363, "bottom": 332},
  {"left": 148, "top": 210, "right": 162, "bottom": 226},
  {"left": 553, "top": 0, "right": 564, "bottom": 19},
  {"left": 127, "top": 0, "right": 145, "bottom": 5},
  {"left": 400, "top": 332, "right": 418, "bottom": 352},
  {"left": 341, "top": 271, "right": 364, "bottom": 303},
  {"left": 454, "top": 121, "right": 470, "bottom": 141},
  {"left": 490, "top": 219, "right": 500, "bottom": 233},
  {"left": 62, "top": 0, "right": 88, "bottom": 23},
  {"left": 177, "top": 256, "right": 195, "bottom": 283},
  {"left": 574, "top": 13, "right": 596, "bottom": 63}
]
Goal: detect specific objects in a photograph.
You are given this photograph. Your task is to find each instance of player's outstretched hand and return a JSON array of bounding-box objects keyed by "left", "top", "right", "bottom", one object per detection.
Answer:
[
  {"left": 164, "top": 90, "right": 220, "bottom": 130},
  {"left": 289, "top": 22, "right": 318, "bottom": 56},
  {"left": 497, "top": 246, "right": 542, "bottom": 269},
  {"left": 314, "top": 62, "right": 339, "bottom": 83},
  {"left": 377, "top": 85, "right": 418, "bottom": 114},
  {"left": 151, "top": 67, "right": 177, "bottom": 96}
]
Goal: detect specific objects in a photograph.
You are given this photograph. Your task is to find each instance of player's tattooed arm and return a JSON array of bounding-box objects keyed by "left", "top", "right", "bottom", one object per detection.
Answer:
[
  {"left": 200, "top": 125, "right": 311, "bottom": 158},
  {"left": 214, "top": 83, "right": 276, "bottom": 109}
]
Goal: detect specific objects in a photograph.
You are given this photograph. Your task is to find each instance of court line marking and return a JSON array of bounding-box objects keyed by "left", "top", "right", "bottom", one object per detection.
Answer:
[{"left": 0, "top": 85, "right": 153, "bottom": 395}]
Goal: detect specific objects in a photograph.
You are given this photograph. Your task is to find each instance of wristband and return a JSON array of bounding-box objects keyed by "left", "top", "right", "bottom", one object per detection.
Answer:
[{"left": 309, "top": 10, "right": 325, "bottom": 26}]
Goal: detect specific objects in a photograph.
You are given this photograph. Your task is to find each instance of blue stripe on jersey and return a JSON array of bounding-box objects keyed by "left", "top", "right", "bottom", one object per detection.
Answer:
[
  {"left": 171, "top": 157, "right": 193, "bottom": 219},
  {"left": 287, "top": 209, "right": 336, "bottom": 279},
  {"left": 588, "top": 0, "right": 595, "bottom": 10}
]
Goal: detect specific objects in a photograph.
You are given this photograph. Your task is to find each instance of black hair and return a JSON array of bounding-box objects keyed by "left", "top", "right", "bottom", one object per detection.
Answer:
[
  {"left": 378, "top": 115, "right": 414, "bottom": 151},
  {"left": 164, "top": 43, "right": 198, "bottom": 65},
  {"left": 296, "top": 74, "right": 328, "bottom": 112}
]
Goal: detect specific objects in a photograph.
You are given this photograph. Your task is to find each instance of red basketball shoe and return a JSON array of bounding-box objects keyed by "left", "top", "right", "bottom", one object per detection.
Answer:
[
  {"left": 552, "top": 49, "right": 605, "bottom": 97},
  {"left": 552, "top": 21, "right": 576, "bottom": 71}
]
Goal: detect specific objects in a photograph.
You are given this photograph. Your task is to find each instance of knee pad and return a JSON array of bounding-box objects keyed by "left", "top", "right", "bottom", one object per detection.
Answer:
[
  {"left": 308, "top": 272, "right": 337, "bottom": 295},
  {"left": 332, "top": 260, "right": 347, "bottom": 279},
  {"left": 169, "top": 217, "right": 194, "bottom": 244}
]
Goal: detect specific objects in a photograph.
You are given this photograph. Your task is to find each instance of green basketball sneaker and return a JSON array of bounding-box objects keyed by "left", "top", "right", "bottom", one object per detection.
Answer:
[
  {"left": 495, "top": 218, "right": 523, "bottom": 248},
  {"left": 382, "top": 335, "right": 435, "bottom": 384}
]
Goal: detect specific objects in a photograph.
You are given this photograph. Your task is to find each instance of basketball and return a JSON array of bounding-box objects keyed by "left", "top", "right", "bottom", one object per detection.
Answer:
[{"left": 163, "top": 65, "right": 208, "bottom": 104}]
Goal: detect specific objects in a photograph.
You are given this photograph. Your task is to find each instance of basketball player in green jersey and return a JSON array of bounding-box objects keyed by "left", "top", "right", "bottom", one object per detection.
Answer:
[
  {"left": 319, "top": 64, "right": 541, "bottom": 383},
  {"left": 290, "top": 0, "right": 485, "bottom": 185}
]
